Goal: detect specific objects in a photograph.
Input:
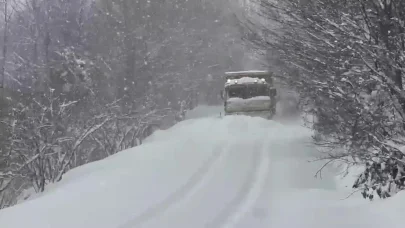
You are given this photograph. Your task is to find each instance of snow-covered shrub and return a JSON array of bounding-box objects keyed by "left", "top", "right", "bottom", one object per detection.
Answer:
[
  {"left": 1, "top": 89, "right": 108, "bottom": 192},
  {"left": 354, "top": 155, "right": 405, "bottom": 200}
]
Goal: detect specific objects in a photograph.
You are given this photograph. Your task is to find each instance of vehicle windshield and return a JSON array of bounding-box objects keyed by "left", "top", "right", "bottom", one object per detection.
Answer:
[{"left": 227, "top": 84, "right": 269, "bottom": 99}]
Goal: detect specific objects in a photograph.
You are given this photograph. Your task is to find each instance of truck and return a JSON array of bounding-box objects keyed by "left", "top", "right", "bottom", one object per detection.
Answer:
[{"left": 220, "top": 70, "right": 277, "bottom": 119}]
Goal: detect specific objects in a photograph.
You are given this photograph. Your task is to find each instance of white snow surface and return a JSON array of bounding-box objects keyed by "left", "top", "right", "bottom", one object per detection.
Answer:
[{"left": 0, "top": 106, "right": 404, "bottom": 228}]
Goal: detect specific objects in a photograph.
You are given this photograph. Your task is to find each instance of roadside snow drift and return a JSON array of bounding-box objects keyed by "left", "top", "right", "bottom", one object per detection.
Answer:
[{"left": 0, "top": 106, "right": 403, "bottom": 228}]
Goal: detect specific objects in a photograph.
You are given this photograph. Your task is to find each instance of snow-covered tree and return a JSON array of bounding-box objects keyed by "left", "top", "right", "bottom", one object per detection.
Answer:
[
  {"left": 242, "top": 0, "right": 405, "bottom": 199},
  {"left": 0, "top": 0, "right": 248, "bottom": 209}
]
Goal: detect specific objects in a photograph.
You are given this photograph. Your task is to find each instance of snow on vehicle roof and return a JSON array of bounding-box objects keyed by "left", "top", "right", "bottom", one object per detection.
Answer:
[
  {"left": 225, "top": 70, "right": 269, "bottom": 75},
  {"left": 225, "top": 77, "right": 267, "bottom": 87},
  {"left": 224, "top": 70, "right": 271, "bottom": 81},
  {"left": 225, "top": 71, "right": 272, "bottom": 82}
]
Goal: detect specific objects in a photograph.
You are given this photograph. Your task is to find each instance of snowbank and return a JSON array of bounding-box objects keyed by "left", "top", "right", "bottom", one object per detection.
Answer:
[{"left": 0, "top": 106, "right": 403, "bottom": 228}]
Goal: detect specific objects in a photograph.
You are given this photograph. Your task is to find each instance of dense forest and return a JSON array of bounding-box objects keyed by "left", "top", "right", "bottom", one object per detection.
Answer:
[{"left": 0, "top": 0, "right": 253, "bottom": 209}]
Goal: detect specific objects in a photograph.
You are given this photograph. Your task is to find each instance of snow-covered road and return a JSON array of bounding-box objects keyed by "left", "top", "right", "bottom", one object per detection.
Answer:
[{"left": 0, "top": 106, "right": 403, "bottom": 228}]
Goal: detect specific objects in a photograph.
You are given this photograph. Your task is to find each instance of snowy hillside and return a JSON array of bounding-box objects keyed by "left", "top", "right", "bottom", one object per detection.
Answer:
[{"left": 0, "top": 106, "right": 403, "bottom": 228}]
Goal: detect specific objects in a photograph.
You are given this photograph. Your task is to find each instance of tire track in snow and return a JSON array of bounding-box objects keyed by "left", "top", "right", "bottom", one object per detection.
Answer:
[
  {"left": 118, "top": 141, "right": 231, "bottom": 228},
  {"left": 206, "top": 138, "right": 270, "bottom": 228},
  {"left": 152, "top": 141, "right": 233, "bottom": 212}
]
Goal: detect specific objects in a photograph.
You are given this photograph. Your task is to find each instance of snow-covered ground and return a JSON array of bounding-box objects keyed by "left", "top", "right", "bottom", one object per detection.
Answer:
[{"left": 0, "top": 106, "right": 404, "bottom": 228}]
